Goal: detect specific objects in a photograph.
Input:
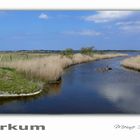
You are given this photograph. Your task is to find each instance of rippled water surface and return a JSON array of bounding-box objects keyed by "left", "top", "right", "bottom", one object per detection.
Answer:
[{"left": 0, "top": 52, "right": 140, "bottom": 114}]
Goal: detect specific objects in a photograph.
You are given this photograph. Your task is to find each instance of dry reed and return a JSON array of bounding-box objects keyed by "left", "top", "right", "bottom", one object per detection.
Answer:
[
  {"left": 0, "top": 53, "right": 127, "bottom": 82},
  {"left": 122, "top": 55, "right": 140, "bottom": 71}
]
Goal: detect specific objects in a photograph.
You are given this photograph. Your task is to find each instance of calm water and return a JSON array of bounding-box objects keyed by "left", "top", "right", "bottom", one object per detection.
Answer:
[{"left": 0, "top": 52, "right": 140, "bottom": 114}]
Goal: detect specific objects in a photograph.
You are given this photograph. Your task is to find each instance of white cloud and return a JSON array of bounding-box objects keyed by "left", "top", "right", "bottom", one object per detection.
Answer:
[
  {"left": 116, "top": 21, "right": 140, "bottom": 25},
  {"left": 64, "top": 30, "right": 101, "bottom": 36},
  {"left": 116, "top": 21, "right": 140, "bottom": 32},
  {"left": 38, "top": 13, "right": 48, "bottom": 20},
  {"left": 84, "top": 11, "right": 133, "bottom": 23}
]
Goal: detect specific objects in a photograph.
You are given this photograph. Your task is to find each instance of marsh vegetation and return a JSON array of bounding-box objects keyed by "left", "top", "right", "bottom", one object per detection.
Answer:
[
  {"left": 122, "top": 55, "right": 140, "bottom": 71},
  {"left": 0, "top": 51, "right": 127, "bottom": 96}
]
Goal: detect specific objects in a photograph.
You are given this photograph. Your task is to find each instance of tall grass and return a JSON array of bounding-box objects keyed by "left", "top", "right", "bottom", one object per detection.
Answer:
[
  {"left": 0, "top": 53, "right": 127, "bottom": 82},
  {"left": 122, "top": 55, "right": 140, "bottom": 71},
  {"left": 0, "top": 52, "right": 49, "bottom": 61}
]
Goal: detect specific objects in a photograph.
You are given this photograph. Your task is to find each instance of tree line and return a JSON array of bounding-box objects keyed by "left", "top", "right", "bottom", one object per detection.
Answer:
[{"left": 63, "top": 46, "right": 95, "bottom": 56}]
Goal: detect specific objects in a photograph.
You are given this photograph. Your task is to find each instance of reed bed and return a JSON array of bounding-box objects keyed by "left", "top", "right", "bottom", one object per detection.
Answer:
[
  {"left": 122, "top": 55, "right": 140, "bottom": 71},
  {"left": 0, "top": 52, "right": 49, "bottom": 62},
  {"left": 0, "top": 53, "right": 127, "bottom": 82},
  {"left": 93, "top": 53, "right": 127, "bottom": 60}
]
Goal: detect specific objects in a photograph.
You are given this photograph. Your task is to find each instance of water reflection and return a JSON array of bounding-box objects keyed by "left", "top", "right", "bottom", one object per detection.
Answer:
[
  {"left": 0, "top": 93, "right": 42, "bottom": 106},
  {"left": 98, "top": 83, "right": 140, "bottom": 113},
  {"left": 0, "top": 82, "right": 62, "bottom": 107},
  {"left": 47, "top": 82, "right": 61, "bottom": 96}
]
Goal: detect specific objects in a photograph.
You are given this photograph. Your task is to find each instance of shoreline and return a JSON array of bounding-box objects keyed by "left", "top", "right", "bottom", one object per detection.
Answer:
[
  {"left": 122, "top": 55, "right": 140, "bottom": 72},
  {"left": 0, "top": 89, "right": 42, "bottom": 98}
]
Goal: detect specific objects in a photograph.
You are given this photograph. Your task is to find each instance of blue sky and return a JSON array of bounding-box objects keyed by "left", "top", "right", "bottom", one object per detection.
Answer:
[{"left": 0, "top": 11, "right": 140, "bottom": 50}]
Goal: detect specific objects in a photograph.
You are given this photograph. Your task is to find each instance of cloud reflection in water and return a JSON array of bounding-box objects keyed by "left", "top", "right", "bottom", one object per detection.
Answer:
[{"left": 98, "top": 83, "right": 140, "bottom": 113}]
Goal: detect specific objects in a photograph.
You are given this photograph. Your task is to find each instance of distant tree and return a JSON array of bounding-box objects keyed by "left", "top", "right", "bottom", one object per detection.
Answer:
[
  {"left": 80, "top": 46, "right": 95, "bottom": 55},
  {"left": 63, "top": 48, "right": 74, "bottom": 56}
]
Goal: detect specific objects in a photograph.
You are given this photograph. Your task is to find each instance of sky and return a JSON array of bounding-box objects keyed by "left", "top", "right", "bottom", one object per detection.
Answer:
[{"left": 0, "top": 11, "right": 140, "bottom": 50}]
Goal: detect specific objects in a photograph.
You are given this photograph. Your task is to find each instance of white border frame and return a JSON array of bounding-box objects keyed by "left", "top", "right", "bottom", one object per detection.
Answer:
[
  {"left": 0, "top": 0, "right": 140, "bottom": 139},
  {"left": 0, "top": 0, "right": 139, "bottom": 10}
]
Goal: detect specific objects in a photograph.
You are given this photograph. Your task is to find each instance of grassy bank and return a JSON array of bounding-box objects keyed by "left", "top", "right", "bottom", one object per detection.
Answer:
[
  {"left": 0, "top": 52, "right": 127, "bottom": 95},
  {"left": 122, "top": 55, "right": 140, "bottom": 71},
  {"left": 0, "top": 67, "right": 41, "bottom": 94}
]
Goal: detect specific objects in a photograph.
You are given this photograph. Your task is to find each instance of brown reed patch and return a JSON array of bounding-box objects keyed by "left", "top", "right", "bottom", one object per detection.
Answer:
[
  {"left": 122, "top": 55, "right": 140, "bottom": 71},
  {"left": 0, "top": 53, "right": 127, "bottom": 82}
]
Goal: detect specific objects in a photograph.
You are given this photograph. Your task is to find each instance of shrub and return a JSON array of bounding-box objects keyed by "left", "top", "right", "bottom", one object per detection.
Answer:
[
  {"left": 63, "top": 48, "right": 74, "bottom": 57},
  {"left": 80, "top": 46, "right": 95, "bottom": 55}
]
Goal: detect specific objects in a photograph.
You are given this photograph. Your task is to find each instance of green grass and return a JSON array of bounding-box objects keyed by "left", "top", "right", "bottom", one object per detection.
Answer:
[{"left": 0, "top": 67, "right": 41, "bottom": 94}]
